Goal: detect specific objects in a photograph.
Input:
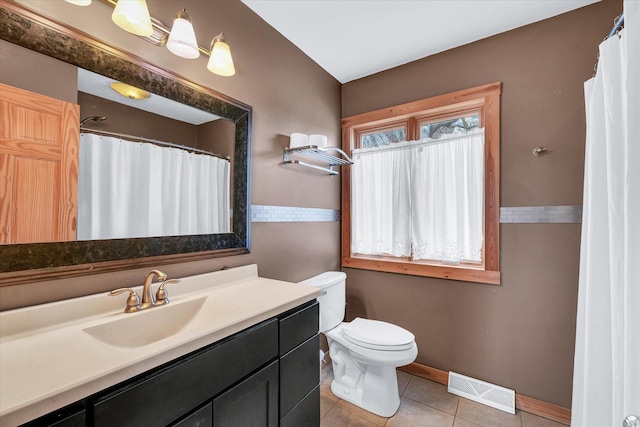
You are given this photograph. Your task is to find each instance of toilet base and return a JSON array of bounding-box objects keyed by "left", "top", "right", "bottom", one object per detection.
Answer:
[
  {"left": 330, "top": 366, "right": 401, "bottom": 417},
  {"left": 329, "top": 342, "right": 402, "bottom": 417}
]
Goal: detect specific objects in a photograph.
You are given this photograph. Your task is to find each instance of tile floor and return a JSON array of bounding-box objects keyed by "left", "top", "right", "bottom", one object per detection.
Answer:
[{"left": 320, "top": 365, "right": 567, "bottom": 427}]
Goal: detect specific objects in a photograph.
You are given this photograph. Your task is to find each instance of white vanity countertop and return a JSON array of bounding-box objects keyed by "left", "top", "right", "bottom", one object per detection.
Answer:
[{"left": 0, "top": 265, "right": 320, "bottom": 427}]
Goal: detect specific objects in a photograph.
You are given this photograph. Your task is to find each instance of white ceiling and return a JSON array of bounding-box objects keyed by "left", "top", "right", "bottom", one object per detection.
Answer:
[{"left": 241, "top": 0, "right": 600, "bottom": 83}]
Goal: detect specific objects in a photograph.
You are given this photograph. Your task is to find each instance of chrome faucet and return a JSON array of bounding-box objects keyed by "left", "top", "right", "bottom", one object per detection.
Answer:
[
  {"left": 109, "top": 270, "right": 180, "bottom": 313},
  {"left": 140, "top": 269, "right": 167, "bottom": 309}
]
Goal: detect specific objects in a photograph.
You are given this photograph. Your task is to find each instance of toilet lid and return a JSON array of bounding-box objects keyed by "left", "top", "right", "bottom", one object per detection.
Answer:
[{"left": 342, "top": 318, "right": 415, "bottom": 351}]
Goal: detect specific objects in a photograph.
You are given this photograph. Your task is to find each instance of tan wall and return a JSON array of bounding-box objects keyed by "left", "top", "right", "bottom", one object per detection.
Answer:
[
  {"left": 341, "top": 0, "right": 621, "bottom": 409},
  {"left": 198, "top": 119, "right": 236, "bottom": 159},
  {"left": 0, "top": 40, "right": 78, "bottom": 103},
  {"left": 0, "top": 0, "right": 341, "bottom": 309}
]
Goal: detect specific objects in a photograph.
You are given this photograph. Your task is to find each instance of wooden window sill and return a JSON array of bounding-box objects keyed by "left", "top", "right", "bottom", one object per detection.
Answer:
[{"left": 342, "top": 256, "right": 501, "bottom": 285}]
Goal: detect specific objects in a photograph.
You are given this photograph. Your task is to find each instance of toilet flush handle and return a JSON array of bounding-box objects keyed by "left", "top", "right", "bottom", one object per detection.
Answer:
[{"left": 624, "top": 415, "right": 639, "bottom": 427}]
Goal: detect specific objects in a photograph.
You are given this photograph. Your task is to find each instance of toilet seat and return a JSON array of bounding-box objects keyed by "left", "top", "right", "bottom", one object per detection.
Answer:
[{"left": 342, "top": 318, "right": 415, "bottom": 351}]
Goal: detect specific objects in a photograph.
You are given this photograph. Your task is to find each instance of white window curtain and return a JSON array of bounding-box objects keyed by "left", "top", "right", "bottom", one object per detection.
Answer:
[
  {"left": 351, "top": 143, "right": 412, "bottom": 257},
  {"left": 572, "top": 1, "right": 640, "bottom": 426},
  {"left": 77, "top": 133, "right": 230, "bottom": 240},
  {"left": 351, "top": 128, "right": 484, "bottom": 263}
]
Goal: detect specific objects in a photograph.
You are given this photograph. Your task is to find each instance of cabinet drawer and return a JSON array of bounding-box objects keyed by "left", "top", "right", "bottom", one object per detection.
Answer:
[
  {"left": 280, "top": 334, "right": 320, "bottom": 417},
  {"left": 279, "top": 301, "right": 319, "bottom": 356},
  {"left": 20, "top": 405, "right": 85, "bottom": 427},
  {"left": 280, "top": 385, "right": 320, "bottom": 427},
  {"left": 92, "top": 318, "right": 278, "bottom": 427}
]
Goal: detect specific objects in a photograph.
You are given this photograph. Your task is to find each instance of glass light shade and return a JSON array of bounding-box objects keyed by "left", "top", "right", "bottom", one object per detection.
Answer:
[
  {"left": 110, "top": 82, "right": 151, "bottom": 100},
  {"left": 112, "top": 0, "right": 153, "bottom": 37},
  {"left": 166, "top": 11, "right": 200, "bottom": 59},
  {"left": 207, "top": 36, "right": 235, "bottom": 77},
  {"left": 64, "top": 0, "right": 92, "bottom": 5}
]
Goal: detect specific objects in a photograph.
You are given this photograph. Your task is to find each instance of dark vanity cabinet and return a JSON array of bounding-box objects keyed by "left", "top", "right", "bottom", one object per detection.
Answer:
[{"left": 21, "top": 301, "right": 320, "bottom": 427}]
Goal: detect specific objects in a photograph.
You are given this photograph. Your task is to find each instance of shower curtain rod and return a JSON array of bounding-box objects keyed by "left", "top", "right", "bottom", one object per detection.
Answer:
[
  {"left": 607, "top": 13, "right": 624, "bottom": 39},
  {"left": 80, "top": 127, "right": 230, "bottom": 161},
  {"left": 594, "top": 13, "right": 625, "bottom": 76}
]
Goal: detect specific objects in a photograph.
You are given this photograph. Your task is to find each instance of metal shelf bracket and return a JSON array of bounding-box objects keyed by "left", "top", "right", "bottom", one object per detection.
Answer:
[{"left": 282, "top": 145, "right": 353, "bottom": 176}]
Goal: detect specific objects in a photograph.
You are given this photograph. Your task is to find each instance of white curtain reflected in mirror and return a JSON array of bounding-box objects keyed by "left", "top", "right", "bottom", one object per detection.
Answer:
[{"left": 78, "top": 133, "right": 230, "bottom": 240}]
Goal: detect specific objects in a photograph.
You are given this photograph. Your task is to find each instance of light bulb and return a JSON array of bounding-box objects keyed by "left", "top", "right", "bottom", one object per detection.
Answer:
[
  {"left": 207, "top": 34, "right": 235, "bottom": 77},
  {"left": 166, "top": 10, "right": 200, "bottom": 59},
  {"left": 112, "top": 0, "right": 153, "bottom": 37}
]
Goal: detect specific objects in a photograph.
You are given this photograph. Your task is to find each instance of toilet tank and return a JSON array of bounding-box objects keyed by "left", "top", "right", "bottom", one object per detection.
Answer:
[{"left": 298, "top": 271, "right": 346, "bottom": 332}]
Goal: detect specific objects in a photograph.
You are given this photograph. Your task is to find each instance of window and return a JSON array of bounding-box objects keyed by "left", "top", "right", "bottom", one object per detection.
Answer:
[
  {"left": 419, "top": 113, "right": 479, "bottom": 140},
  {"left": 341, "top": 83, "right": 501, "bottom": 285},
  {"left": 359, "top": 124, "right": 407, "bottom": 148}
]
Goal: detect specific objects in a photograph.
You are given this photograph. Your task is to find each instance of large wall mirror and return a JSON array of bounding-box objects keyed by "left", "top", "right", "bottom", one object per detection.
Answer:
[{"left": 0, "top": 3, "right": 251, "bottom": 285}]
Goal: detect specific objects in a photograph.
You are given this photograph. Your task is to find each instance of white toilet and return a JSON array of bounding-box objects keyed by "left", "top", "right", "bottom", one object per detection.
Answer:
[{"left": 299, "top": 271, "right": 417, "bottom": 417}]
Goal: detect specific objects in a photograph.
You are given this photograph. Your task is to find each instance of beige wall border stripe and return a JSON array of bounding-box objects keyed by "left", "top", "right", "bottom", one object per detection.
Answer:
[
  {"left": 251, "top": 205, "right": 340, "bottom": 222},
  {"left": 500, "top": 205, "right": 582, "bottom": 223}
]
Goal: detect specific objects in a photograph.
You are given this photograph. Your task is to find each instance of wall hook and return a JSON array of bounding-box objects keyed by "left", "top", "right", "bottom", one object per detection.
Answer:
[{"left": 532, "top": 147, "right": 549, "bottom": 157}]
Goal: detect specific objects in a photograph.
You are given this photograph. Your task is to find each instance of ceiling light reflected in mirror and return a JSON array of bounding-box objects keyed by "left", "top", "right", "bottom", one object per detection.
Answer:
[{"left": 110, "top": 82, "right": 151, "bottom": 100}]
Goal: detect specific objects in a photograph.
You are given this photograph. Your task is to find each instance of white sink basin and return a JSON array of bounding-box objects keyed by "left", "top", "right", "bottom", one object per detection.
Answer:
[{"left": 83, "top": 296, "right": 207, "bottom": 349}]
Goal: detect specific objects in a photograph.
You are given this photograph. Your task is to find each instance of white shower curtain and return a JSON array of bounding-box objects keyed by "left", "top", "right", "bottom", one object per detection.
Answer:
[
  {"left": 77, "top": 133, "right": 230, "bottom": 240},
  {"left": 572, "top": 1, "right": 640, "bottom": 426}
]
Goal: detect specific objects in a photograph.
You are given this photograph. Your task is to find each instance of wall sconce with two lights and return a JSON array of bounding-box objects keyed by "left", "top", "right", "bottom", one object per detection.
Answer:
[{"left": 64, "top": 0, "right": 236, "bottom": 76}]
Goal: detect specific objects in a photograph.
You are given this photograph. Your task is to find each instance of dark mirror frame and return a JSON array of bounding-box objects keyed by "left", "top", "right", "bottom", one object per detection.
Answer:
[{"left": 0, "top": 2, "right": 251, "bottom": 285}]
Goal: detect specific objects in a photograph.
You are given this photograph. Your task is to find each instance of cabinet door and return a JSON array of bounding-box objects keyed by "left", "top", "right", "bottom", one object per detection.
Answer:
[
  {"left": 213, "top": 361, "right": 278, "bottom": 427},
  {"left": 280, "top": 385, "right": 320, "bottom": 427}
]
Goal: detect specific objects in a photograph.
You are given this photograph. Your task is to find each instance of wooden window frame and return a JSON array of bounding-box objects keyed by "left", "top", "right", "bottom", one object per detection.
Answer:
[{"left": 341, "top": 82, "right": 501, "bottom": 285}]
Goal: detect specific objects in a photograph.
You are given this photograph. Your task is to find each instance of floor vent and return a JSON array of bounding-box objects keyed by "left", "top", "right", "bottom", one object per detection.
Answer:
[{"left": 448, "top": 371, "right": 516, "bottom": 414}]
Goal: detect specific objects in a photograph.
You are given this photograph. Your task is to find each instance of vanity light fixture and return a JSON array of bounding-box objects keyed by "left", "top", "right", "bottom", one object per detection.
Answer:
[
  {"left": 166, "top": 9, "right": 200, "bottom": 59},
  {"left": 64, "top": 0, "right": 92, "bottom": 5},
  {"left": 111, "top": 0, "right": 153, "bottom": 37},
  {"left": 110, "top": 82, "right": 151, "bottom": 100},
  {"left": 79, "top": 0, "right": 238, "bottom": 77},
  {"left": 207, "top": 34, "right": 235, "bottom": 77}
]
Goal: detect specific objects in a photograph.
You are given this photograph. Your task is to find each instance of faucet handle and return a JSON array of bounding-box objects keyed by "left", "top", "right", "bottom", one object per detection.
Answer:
[
  {"left": 109, "top": 288, "right": 141, "bottom": 313},
  {"left": 155, "top": 279, "right": 181, "bottom": 305}
]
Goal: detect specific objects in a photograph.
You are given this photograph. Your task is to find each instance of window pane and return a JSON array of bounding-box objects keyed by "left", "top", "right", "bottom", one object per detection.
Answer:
[
  {"left": 360, "top": 128, "right": 406, "bottom": 148},
  {"left": 421, "top": 114, "right": 479, "bottom": 140}
]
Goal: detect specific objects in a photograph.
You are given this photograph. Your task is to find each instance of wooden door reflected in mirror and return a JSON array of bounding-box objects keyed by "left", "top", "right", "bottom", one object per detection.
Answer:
[{"left": 0, "top": 83, "right": 79, "bottom": 244}]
